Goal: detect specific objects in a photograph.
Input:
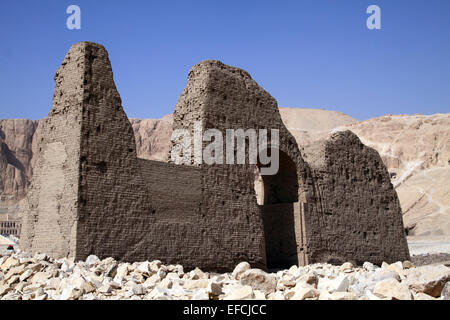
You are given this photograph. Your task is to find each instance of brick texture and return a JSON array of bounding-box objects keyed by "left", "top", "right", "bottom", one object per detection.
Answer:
[{"left": 20, "top": 42, "right": 409, "bottom": 271}]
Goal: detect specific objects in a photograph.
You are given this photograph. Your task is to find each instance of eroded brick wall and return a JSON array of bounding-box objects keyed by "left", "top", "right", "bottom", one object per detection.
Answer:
[
  {"left": 301, "top": 131, "right": 410, "bottom": 265},
  {"left": 20, "top": 43, "right": 85, "bottom": 258},
  {"left": 21, "top": 42, "right": 410, "bottom": 271},
  {"left": 170, "top": 60, "right": 315, "bottom": 270}
]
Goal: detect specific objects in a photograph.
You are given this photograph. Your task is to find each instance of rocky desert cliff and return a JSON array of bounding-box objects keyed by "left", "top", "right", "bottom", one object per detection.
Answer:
[{"left": 0, "top": 108, "right": 448, "bottom": 241}]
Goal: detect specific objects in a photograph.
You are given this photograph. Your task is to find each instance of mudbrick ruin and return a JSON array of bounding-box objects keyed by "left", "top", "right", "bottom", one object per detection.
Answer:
[{"left": 19, "top": 42, "right": 410, "bottom": 272}]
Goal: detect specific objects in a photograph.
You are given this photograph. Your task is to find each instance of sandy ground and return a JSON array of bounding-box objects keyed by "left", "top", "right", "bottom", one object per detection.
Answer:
[{"left": 407, "top": 238, "right": 450, "bottom": 255}]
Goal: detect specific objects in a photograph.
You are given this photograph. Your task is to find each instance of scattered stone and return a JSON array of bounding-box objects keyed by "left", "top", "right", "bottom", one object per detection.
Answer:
[
  {"left": 239, "top": 269, "right": 277, "bottom": 294},
  {"left": 254, "top": 290, "right": 266, "bottom": 300},
  {"left": 363, "top": 262, "right": 377, "bottom": 272},
  {"left": 364, "top": 290, "right": 386, "bottom": 300},
  {"left": 341, "top": 262, "right": 354, "bottom": 273},
  {"left": 149, "top": 260, "right": 162, "bottom": 273},
  {"left": 30, "top": 271, "right": 52, "bottom": 285},
  {"left": 441, "top": 282, "right": 450, "bottom": 300},
  {"left": 404, "top": 265, "right": 450, "bottom": 297},
  {"left": 413, "top": 292, "right": 437, "bottom": 300},
  {"left": 157, "top": 268, "right": 167, "bottom": 280},
  {"left": 402, "top": 261, "right": 415, "bottom": 269},
  {"left": 191, "top": 267, "right": 207, "bottom": 280},
  {"left": 290, "top": 287, "right": 320, "bottom": 300},
  {"left": 60, "top": 287, "right": 82, "bottom": 300},
  {"left": 0, "top": 284, "right": 12, "bottom": 296},
  {"left": 192, "top": 288, "right": 209, "bottom": 300},
  {"left": 223, "top": 285, "right": 254, "bottom": 300},
  {"left": 288, "top": 265, "right": 298, "bottom": 275},
  {"left": 131, "top": 283, "right": 146, "bottom": 295},
  {"left": 278, "top": 276, "right": 296, "bottom": 289},
  {"left": 98, "top": 283, "right": 112, "bottom": 294},
  {"left": 116, "top": 264, "right": 129, "bottom": 279},
  {"left": 73, "top": 277, "right": 95, "bottom": 294},
  {"left": 231, "top": 262, "right": 251, "bottom": 280},
  {"left": 386, "top": 261, "right": 405, "bottom": 278},
  {"left": 105, "top": 264, "right": 118, "bottom": 278},
  {"left": 267, "top": 291, "right": 285, "bottom": 300},
  {"left": 159, "top": 278, "right": 173, "bottom": 289},
  {"left": 136, "top": 261, "right": 151, "bottom": 275},
  {"left": 0, "top": 251, "right": 448, "bottom": 300},
  {"left": 85, "top": 255, "right": 100, "bottom": 267},
  {"left": 330, "top": 274, "right": 350, "bottom": 292},
  {"left": 143, "top": 274, "right": 160, "bottom": 289},
  {"left": 320, "top": 291, "right": 357, "bottom": 300},
  {"left": 207, "top": 282, "right": 222, "bottom": 297},
  {"left": 373, "top": 278, "right": 412, "bottom": 300},
  {"left": 0, "top": 257, "right": 19, "bottom": 271},
  {"left": 369, "top": 268, "right": 401, "bottom": 284},
  {"left": 297, "top": 271, "right": 319, "bottom": 288},
  {"left": 33, "top": 253, "right": 48, "bottom": 262}
]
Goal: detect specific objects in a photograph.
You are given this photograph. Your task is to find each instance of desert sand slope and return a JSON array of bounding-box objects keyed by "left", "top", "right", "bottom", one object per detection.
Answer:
[
  {"left": 279, "top": 107, "right": 358, "bottom": 132},
  {"left": 278, "top": 107, "right": 359, "bottom": 146}
]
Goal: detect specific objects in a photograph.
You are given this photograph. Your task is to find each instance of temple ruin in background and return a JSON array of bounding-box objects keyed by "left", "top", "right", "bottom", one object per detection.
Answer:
[{"left": 20, "top": 42, "right": 410, "bottom": 271}]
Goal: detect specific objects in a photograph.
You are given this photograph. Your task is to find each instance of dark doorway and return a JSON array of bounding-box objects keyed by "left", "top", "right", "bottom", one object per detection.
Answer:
[{"left": 254, "top": 151, "right": 300, "bottom": 269}]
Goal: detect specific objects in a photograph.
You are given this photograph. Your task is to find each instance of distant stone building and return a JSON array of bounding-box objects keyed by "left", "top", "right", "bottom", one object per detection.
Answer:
[
  {"left": 0, "top": 215, "right": 21, "bottom": 237},
  {"left": 20, "top": 42, "right": 410, "bottom": 271}
]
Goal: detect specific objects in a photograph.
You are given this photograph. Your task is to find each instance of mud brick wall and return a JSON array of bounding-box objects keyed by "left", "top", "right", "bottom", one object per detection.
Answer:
[
  {"left": 20, "top": 42, "right": 208, "bottom": 270},
  {"left": 21, "top": 41, "right": 410, "bottom": 271},
  {"left": 170, "top": 60, "right": 316, "bottom": 270},
  {"left": 301, "top": 131, "right": 410, "bottom": 265},
  {"left": 20, "top": 43, "right": 86, "bottom": 257}
]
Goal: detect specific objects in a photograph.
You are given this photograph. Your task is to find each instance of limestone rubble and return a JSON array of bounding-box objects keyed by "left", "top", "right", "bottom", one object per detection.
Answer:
[{"left": 0, "top": 250, "right": 448, "bottom": 300}]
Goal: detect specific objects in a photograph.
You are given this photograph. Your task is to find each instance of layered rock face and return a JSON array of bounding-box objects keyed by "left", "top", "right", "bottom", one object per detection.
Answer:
[
  {"left": 0, "top": 119, "right": 39, "bottom": 220},
  {"left": 129, "top": 115, "right": 173, "bottom": 162}
]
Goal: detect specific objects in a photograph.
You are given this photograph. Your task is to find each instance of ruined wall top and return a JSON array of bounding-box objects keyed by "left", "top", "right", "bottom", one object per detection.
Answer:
[{"left": 51, "top": 42, "right": 121, "bottom": 117}]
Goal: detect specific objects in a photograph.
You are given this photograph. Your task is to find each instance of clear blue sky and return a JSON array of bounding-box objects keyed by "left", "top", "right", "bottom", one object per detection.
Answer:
[{"left": 1, "top": 0, "right": 449, "bottom": 120}]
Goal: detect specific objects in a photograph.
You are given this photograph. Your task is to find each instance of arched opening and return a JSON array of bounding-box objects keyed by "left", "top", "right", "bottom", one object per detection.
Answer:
[{"left": 254, "top": 151, "right": 300, "bottom": 270}]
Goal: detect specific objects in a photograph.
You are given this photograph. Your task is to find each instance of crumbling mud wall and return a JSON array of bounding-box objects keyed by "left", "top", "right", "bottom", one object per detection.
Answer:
[
  {"left": 21, "top": 41, "right": 410, "bottom": 271},
  {"left": 301, "top": 131, "right": 410, "bottom": 265},
  {"left": 170, "top": 60, "right": 317, "bottom": 269},
  {"left": 20, "top": 43, "right": 208, "bottom": 270},
  {"left": 20, "top": 44, "right": 85, "bottom": 258}
]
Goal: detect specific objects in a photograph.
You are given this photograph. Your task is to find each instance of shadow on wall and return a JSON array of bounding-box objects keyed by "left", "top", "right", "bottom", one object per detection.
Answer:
[{"left": 256, "top": 151, "right": 299, "bottom": 269}]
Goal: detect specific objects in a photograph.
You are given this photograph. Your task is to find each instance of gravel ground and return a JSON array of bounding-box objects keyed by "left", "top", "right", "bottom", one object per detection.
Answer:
[
  {"left": 407, "top": 238, "right": 450, "bottom": 266},
  {"left": 1, "top": 251, "right": 450, "bottom": 300},
  {"left": 407, "top": 239, "right": 450, "bottom": 255}
]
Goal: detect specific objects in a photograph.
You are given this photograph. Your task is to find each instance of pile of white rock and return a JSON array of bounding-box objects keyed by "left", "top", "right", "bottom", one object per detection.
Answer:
[{"left": 0, "top": 250, "right": 449, "bottom": 300}]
